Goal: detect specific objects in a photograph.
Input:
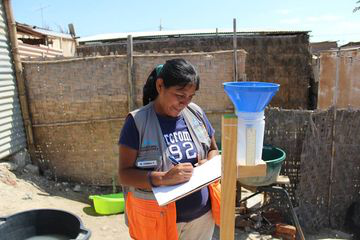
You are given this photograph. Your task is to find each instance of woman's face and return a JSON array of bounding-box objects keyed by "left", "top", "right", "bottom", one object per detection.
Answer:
[{"left": 155, "top": 79, "right": 197, "bottom": 117}]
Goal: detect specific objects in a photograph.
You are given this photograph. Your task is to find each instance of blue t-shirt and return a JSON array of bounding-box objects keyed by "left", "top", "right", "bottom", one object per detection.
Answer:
[{"left": 119, "top": 110, "right": 215, "bottom": 223}]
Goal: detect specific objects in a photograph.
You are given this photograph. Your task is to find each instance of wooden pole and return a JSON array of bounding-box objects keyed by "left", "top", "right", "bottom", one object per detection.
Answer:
[
  {"left": 233, "top": 18, "right": 238, "bottom": 82},
  {"left": 220, "top": 115, "right": 237, "bottom": 240},
  {"left": 127, "top": 35, "right": 136, "bottom": 111},
  {"left": 328, "top": 49, "right": 340, "bottom": 226},
  {"left": 3, "top": 0, "right": 36, "bottom": 161}
]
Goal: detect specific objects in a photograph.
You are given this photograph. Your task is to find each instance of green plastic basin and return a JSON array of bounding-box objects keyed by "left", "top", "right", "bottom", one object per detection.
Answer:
[
  {"left": 89, "top": 193, "right": 125, "bottom": 215},
  {"left": 238, "top": 145, "right": 286, "bottom": 186}
]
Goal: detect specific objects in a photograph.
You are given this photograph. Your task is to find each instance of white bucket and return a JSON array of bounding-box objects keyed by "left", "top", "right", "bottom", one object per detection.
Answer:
[{"left": 236, "top": 111, "right": 265, "bottom": 166}]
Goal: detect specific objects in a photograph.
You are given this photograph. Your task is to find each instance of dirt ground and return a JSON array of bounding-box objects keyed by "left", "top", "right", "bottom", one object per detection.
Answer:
[
  {"left": 0, "top": 165, "right": 131, "bottom": 240},
  {"left": 0, "top": 165, "right": 354, "bottom": 240}
]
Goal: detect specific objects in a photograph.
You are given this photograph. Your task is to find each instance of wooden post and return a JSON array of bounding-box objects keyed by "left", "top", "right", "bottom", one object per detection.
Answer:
[
  {"left": 328, "top": 49, "right": 340, "bottom": 226},
  {"left": 233, "top": 18, "right": 238, "bottom": 82},
  {"left": 220, "top": 115, "right": 237, "bottom": 240},
  {"left": 3, "top": 0, "right": 37, "bottom": 160},
  {"left": 220, "top": 114, "right": 267, "bottom": 239},
  {"left": 127, "top": 35, "right": 136, "bottom": 111}
]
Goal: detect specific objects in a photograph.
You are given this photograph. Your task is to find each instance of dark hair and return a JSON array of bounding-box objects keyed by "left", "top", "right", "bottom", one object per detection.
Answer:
[{"left": 142, "top": 58, "right": 200, "bottom": 106}]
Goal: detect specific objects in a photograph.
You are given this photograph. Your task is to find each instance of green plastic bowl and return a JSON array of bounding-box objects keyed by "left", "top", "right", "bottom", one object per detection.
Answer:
[
  {"left": 89, "top": 193, "right": 125, "bottom": 215},
  {"left": 238, "top": 145, "right": 286, "bottom": 186}
]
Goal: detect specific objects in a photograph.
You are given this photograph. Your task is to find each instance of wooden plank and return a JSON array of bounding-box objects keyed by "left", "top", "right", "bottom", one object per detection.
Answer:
[
  {"left": 220, "top": 115, "right": 237, "bottom": 240},
  {"left": 127, "top": 35, "right": 136, "bottom": 111},
  {"left": 3, "top": 0, "right": 36, "bottom": 161},
  {"left": 233, "top": 18, "right": 238, "bottom": 82},
  {"left": 237, "top": 161, "right": 266, "bottom": 178},
  {"left": 276, "top": 175, "right": 290, "bottom": 185},
  {"left": 221, "top": 114, "right": 269, "bottom": 239}
]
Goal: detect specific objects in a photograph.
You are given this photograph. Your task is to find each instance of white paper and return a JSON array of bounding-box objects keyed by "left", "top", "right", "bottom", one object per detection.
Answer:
[{"left": 152, "top": 155, "right": 221, "bottom": 206}]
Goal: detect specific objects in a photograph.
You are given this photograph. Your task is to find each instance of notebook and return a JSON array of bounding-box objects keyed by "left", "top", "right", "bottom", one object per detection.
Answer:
[{"left": 152, "top": 155, "right": 221, "bottom": 206}]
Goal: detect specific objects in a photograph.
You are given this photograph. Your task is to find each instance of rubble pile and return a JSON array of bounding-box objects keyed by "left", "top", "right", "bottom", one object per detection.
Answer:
[{"left": 235, "top": 204, "right": 297, "bottom": 240}]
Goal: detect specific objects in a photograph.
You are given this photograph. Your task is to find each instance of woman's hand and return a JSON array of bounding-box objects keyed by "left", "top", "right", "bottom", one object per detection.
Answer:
[
  {"left": 162, "top": 163, "right": 194, "bottom": 185},
  {"left": 197, "top": 157, "right": 208, "bottom": 166},
  {"left": 197, "top": 135, "right": 219, "bottom": 166}
]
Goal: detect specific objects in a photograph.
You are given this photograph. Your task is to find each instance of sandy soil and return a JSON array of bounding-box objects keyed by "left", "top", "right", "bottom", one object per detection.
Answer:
[
  {"left": 0, "top": 165, "right": 131, "bottom": 240},
  {"left": 0, "top": 165, "right": 353, "bottom": 240}
]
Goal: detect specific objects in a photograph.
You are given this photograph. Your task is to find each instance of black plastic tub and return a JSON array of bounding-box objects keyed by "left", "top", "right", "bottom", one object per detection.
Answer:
[{"left": 0, "top": 209, "right": 91, "bottom": 240}]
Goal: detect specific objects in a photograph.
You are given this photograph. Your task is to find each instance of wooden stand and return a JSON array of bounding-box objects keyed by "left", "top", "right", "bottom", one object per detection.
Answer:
[
  {"left": 220, "top": 115, "right": 237, "bottom": 240},
  {"left": 220, "top": 115, "right": 305, "bottom": 240},
  {"left": 220, "top": 115, "right": 267, "bottom": 240}
]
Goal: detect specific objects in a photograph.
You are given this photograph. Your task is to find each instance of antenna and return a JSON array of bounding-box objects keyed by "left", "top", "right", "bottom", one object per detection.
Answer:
[
  {"left": 34, "top": 5, "right": 50, "bottom": 28},
  {"left": 159, "top": 19, "right": 163, "bottom": 31},
  {"left": 68, "top": 23, "right": 76, "bottom": 38}
]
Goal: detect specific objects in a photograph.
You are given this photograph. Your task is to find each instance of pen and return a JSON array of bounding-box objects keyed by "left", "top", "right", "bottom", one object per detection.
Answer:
[{"left": 169, "top": 155, "right": 179, "bottom": 165}]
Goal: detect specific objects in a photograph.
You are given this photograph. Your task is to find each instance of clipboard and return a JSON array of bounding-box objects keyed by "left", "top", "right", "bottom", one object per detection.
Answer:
[{"left": 152, "top": 155, "right": 221, "bottom": 206}]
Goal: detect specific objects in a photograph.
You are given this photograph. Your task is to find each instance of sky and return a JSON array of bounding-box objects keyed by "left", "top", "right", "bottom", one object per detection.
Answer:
[{"left": 12, "top": 0, "right": 360, "bottom": 45}]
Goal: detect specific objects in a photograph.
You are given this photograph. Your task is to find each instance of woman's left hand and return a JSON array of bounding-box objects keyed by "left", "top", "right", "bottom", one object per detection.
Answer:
[{"left": 197, "top": 156, "right": 207, "bottom": 166}]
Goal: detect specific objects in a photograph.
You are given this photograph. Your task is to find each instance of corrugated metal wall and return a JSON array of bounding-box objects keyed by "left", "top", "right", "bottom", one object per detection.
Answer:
[
  {"left": 318, "top": 49, "right": 360, "bottom": 109},
  {"left": 0, "top": 0, "right": 26, "bottom": 159}
]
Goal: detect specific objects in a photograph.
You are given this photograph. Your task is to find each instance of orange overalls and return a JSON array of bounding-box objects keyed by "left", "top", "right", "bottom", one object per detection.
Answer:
[{"left": 126, "top": 181, "right": 220, "bottom": 240}]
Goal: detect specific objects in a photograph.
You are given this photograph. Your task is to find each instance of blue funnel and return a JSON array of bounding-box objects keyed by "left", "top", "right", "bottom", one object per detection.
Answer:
[{"left": 223, "top": 82, "right": 280, "bottom": 112}]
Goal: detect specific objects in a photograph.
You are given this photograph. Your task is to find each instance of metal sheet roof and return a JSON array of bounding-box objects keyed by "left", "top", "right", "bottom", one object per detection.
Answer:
[
  {"left": 16, "top": 22, "right": 73, "bottom": 39},
  {"left": 78, "top": 29, "right": 310, "bottom": 43},
  {"left": 32, "top": 28, "right": 73, "bottom": 39}
]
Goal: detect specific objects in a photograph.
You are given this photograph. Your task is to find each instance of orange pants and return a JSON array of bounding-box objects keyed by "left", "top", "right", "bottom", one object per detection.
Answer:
[
  {"left": 126, "top": 192, "right": 178, "bottom": 240},
  {"left": 126, "top": 182, "right": 221, "bottom": 240},
  {"left": 208, "top": 180, "right": 221, "bottom": 226}
]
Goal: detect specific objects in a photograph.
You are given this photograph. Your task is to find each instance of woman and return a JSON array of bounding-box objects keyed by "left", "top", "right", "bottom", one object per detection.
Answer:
[{"left": 118, "top": 58, "right": 219, "bottom": 240}]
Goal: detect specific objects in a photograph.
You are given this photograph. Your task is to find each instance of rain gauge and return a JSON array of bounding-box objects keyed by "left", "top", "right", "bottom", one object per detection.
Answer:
[{"left": 223, "top": 81, "right": 279, "bottom": 167}]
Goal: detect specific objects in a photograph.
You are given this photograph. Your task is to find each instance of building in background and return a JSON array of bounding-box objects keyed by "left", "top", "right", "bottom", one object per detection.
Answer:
[
  {"left": 317, "top": 47, "right": 360, "bottom": 109},
  {"left": 77, "top": 29, "right": 314, "bottom": 110},
  {"left": 16, "top": 22, "right": 76, "bottom": 59},
  {"left": 309, "top": 41, "right": 338, "bottom": 108},
  {"left": 309, "top": 41, "right": 338, "bottom": 56},
  {"left": 339, "top": 41, "right": 360, "bottom": 50}
]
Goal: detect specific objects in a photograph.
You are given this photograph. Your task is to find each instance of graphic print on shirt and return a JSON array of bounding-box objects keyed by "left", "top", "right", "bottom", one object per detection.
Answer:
[{"left": 163, "top": 130, "right": 197, "bottom": 163}]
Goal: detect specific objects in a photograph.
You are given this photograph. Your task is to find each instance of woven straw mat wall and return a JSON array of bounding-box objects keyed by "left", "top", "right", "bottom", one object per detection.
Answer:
[
  {"left": 263, "top": 108, "right": 312, "bottom": 206},
  {"left": 22, "top": 51, "right": 246, "bottom": 185},
  {"left": 297, "top": 108, "right": 360, "bottom": 231}
]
